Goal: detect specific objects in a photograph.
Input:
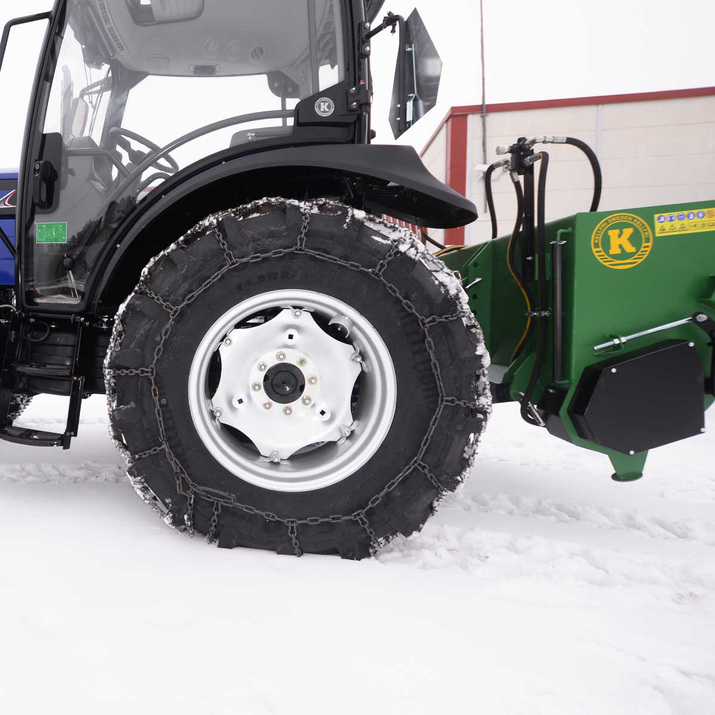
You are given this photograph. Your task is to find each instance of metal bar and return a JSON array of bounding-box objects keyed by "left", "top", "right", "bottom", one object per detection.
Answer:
[
  {"left": 479, "top": 0, "right": 488, "bottom": 214},
  {"left": 0, "top": 12, "right": 51, "bottom": 74},
  {"left": 0, "top": 225, "right": 16, "bottom": 258},
  {"left": 62, "top": 321, "right": 85, "bottom": 449},
  {"left": 551, "top": 237, "right": 567, "bottom": 381},
  {"left": 307, "top": 0, "right": 320, "bottom": 96},
  {"left": 593, "top": 316, "right": 694, "bottom": 351}
]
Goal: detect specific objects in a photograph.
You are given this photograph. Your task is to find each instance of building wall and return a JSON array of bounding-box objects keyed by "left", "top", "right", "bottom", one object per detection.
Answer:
[{"left": 423, "top": 89, "right": 715, "bottom": 245}]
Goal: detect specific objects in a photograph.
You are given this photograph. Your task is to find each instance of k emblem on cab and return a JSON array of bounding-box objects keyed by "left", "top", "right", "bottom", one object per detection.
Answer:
[{"left": 315, "top": 97, "right": 336, "bottom": 118}]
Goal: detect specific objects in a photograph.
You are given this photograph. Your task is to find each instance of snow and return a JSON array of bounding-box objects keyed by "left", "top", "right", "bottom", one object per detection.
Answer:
[{"left": 1, "top": 395, "right": 713, "bottom": 714}]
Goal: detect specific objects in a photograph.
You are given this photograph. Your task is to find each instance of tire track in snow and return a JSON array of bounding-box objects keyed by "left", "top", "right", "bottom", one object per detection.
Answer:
[
  {"left": 379, "top": 522, "right": 715, "bottom": 611},
  {"left": 0, "top": 462, "right": 126, "bottom": 484},
  {"left": 447, "top": 490, "right": 715, "bottom": 547}
]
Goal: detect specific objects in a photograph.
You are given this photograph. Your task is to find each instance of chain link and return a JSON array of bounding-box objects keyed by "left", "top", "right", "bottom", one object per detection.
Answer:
[
  {"left": 139, "top": 287, "right": 179, "bottom": 318},
  {"left": 214, "top": 227, "right": 236, "bottom": 264},
  {"left": 287, "top": 522, "right": 302, "bottom": 557},
  {"left": 185, "top": 492, "right": 195, "bottom": 536},
  {"left": 111, "top": 201, "right": 488, "bottom": 556},
  {"left": 133, "top": 444, "right": 164, "bottom": 461},
  {"left": 206, "top": 500, "right": 222, "bottom": 544}
]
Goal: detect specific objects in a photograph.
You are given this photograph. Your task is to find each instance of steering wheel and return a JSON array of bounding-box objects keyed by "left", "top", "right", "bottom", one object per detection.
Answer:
[{"left": 108, "top": 127, "right": 180, "bottom": 175}]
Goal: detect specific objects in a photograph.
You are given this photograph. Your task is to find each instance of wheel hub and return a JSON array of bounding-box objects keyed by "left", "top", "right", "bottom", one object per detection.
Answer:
[
  {"left": 264, "top": 363, "right": 305, "bottom": 404},
  {"left": 210, "top": 309, "right": 362, "bottom": 461}
]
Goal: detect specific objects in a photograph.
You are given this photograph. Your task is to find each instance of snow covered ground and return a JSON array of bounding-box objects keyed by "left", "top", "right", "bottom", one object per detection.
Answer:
[{"left": 0, "top": 396, "right": 713, "bottom": 714}]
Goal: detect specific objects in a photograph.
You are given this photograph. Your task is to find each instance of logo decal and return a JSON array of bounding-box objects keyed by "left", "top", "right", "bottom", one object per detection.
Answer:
[
  {"left": 0, "top": 190, "right": 16, "bottom": 209},
  {"left": 591, "top": 213, "right": 653, "bottom": 270},
  {"left": 314, "top": 97, "right": 335, "bottom": 118}
]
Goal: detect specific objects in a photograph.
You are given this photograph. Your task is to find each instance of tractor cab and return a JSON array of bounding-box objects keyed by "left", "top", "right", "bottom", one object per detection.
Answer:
[{"left": 3, "top": 0, "right": 450, "bottom": 312}]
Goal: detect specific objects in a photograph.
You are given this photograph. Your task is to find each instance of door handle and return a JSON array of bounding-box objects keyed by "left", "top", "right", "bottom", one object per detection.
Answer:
[{"left": 33, "top": 160, "right": 58, "bottom": 210}]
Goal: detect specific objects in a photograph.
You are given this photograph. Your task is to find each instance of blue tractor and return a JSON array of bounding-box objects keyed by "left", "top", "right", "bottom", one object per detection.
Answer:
[
  {"left": 0, "top": 172, "right": 16, "bottom": 287},
  {"left": 0, "top": 0, "right": 485, "bottom": 558}
]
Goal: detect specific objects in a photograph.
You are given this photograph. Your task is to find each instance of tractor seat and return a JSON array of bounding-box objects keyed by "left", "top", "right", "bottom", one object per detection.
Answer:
[{"left": 230, "top": 126, "right": 293, "bottom": 147}]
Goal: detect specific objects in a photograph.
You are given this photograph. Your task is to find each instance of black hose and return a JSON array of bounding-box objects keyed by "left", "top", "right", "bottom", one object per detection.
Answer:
[
  {"left": 485, "top": 163, "right": 499, "bottom": 239},
  {"left": 420, "top": 230, "right": 445, "bottom": 250},
  {"left": 562, "top": 137, "right": 602, "bottom": 212},
  {"left": 520, "top": 152, "right": 550, "bottom": 426},
  {"left": 507, "top": 177, "right": 533, "bottom": 363}
]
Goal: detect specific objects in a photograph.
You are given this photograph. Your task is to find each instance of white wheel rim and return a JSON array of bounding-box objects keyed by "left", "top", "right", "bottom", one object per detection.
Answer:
[{"left": 188, "top": 290, "right": 397, "bottom": 493}]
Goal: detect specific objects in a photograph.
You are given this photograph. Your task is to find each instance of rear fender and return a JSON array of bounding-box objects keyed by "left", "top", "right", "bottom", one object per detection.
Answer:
[{"left": 91, "top": 144, "right": 477, "bottom": 311}]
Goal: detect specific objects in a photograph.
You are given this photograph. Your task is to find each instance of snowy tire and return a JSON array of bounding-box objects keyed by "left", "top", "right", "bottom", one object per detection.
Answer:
[{"left": 106, "top": 200, "right": 490, "bottom": 559}]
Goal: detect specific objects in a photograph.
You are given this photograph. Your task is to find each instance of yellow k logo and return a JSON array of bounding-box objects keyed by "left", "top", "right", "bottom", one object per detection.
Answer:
[{"left": 607, "top": 228, "right": 637, "bottom": 255}]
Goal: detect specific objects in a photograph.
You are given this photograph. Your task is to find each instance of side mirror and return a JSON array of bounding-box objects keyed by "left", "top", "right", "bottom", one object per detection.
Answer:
[{"left": 390, "top": 10, "right": 443, "bottom": 139}]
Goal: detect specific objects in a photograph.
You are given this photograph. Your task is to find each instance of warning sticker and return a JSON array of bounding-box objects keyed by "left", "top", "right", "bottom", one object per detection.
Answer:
[
  {"left": 35, "top": 222, "right": 67, "bottom": 244},
  {"left": 654, "top": 208, "right": 715, "bottom": 237}
]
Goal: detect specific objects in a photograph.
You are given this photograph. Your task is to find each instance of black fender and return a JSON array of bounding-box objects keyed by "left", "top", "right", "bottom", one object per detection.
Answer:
[{"left": 91, "top": 144, "right": 477, "bottom": 312}]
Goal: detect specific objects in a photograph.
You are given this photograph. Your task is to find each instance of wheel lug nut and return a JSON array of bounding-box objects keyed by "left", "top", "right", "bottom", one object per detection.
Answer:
[
  {"left": 258, "top": 362, "right": 268, "bottom": 372},
  {"left": 297, "top": 357, "right": 307, "bottom": 367},
  {"left": 276, "top": 352, "right": 286, "bottom": 361},
  {"left": 308, "top": 376, "right": 318, "bottom": 385},
  {"left": 302, "top": 396, "right": 312, "bottom": 405},
  {"left": 283, "top": 406, "right": 293, "bottom": 416},
  {"left": 263, "top": 402, "right": 272, "bottom": 410},
  {"left": 252, "top": 383, "right": 262, "bottom": 392}
]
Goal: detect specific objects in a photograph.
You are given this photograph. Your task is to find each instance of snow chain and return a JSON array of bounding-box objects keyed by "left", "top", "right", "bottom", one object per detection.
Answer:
[{"left": 109, "top": 201, "right": 486, "bottom": 556}]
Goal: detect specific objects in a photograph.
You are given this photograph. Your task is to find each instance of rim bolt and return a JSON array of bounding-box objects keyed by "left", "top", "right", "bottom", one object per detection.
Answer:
[
  {"left": 258, "top": 362, "right": 268, "bottom": 372},
  {"left": 214, "top": 408, "right": 223, "bottom": 419},
  {"left": 297, "top": 357, "right": 307, "bottom": 367},
  {"left": 283, "top": 406, "right": 293, "bottom": 416},
  {"left": 252, "top": 383, "right": 262, "bottom": 392},
  {"left": 263, "top": 402, "right": 272, "bottom": 410},
  {"left": 224, "top": 338, "right": 232, "bottom": 347},
  {"left": 276, "top": 352, "right": 286, "bottom": 361},
  {"left": 292, "top": 309, "right": 303, "bottom": 319},
  {"left": 302, "top": 396, "right": 312, "bottom": 405},
  {"left": 308, "top": 376, "right": 318, "bottom": 385}
]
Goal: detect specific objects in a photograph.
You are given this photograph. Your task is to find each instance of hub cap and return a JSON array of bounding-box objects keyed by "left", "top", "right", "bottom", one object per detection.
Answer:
[{"left": 188, "top": 290, "right": 397, "bottom": 493}]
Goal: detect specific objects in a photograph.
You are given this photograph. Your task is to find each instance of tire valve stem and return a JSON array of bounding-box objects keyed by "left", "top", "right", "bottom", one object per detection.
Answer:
[
  {"left": 350, "top": 348, "right": 366, "bottom": 369},
  {"left": 337, "top": 421, "right": 358, "bottom": 445}
]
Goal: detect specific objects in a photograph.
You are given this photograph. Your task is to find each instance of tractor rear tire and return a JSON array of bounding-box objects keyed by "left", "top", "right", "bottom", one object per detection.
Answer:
[{"left": 105, "top": 199, "right": 490, "bottom": 559}]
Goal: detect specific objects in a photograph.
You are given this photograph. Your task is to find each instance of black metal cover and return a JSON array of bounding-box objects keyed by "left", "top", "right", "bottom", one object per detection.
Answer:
[{"left": 570, "top": 340, "right": 705, "bottom": 454}]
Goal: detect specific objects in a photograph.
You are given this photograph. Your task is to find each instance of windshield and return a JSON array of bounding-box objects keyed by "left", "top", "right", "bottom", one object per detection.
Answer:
[{"left": 28, "top": 0, "right": 346, "bottom": 306}]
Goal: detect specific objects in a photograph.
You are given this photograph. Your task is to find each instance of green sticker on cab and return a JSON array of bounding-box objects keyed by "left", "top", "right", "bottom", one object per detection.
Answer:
[{"left": 36, "top": 222, "right": 68, "bottom": 244}]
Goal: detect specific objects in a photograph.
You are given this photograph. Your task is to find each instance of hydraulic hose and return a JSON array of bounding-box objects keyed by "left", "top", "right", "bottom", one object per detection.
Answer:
[
  {"left": 485, "top": 163, "right": 499, "bottom": 239},
  {"left": 519, "top": 152, "right": 550, "bottom": 426},
  {"left": 562, "top": 137, "right": 602, "bottom": 212},
  {"left": 507, "top": 177, "right": 532, "bottom": 362},
  {"left": 420, "top": 230, "right": 445, "bottom": 250}
]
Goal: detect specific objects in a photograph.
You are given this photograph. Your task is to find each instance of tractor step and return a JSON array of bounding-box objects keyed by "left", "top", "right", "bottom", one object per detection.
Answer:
[
  {"left": 0, "top": 424, "right": 63, "bottom": 447},
  {"left": 14, "top": 362, "right": 73, "bottom": 378}
]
